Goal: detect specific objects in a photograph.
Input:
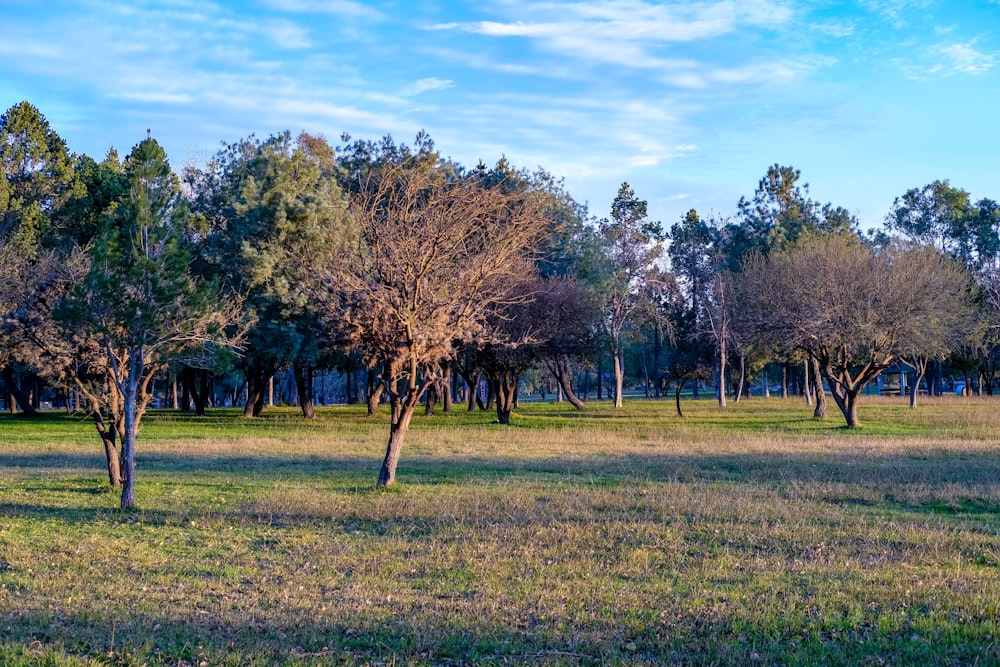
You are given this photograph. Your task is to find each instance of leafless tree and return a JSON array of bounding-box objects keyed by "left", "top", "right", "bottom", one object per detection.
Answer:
[
  {"left": 739, "top": 234, "right": 977, "bottom": 427},
  {"left": 325, "top": 157, "right": 547, "bottom": 486}
]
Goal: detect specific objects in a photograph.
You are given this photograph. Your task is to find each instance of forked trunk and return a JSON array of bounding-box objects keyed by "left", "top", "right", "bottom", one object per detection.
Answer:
[
  {"left": 492, "top": 370, "right": 520, "bottom": 425},
  {"left": 466, "top": 374, "right": 478, "bottom": 411},
  {"left": 826, "top": 372, "right": 861, "bottom": 428},
  {"left": 293, "top": 364, "right": 316, "bottom": 419},
  {"left": 378, "top": 392, "right": 419, "bottom": 487},
  {"left": 906, "top": 358, "right": 927, "bottom": 409},
  {"left": 548, "top": 357, "right": 586, "bottom": 410},
  {"left": 91, "top": 410, "right": 123, "bottom": 488},
  {"left": 186, "top": 368, "right": 211, "bottom": 416}
]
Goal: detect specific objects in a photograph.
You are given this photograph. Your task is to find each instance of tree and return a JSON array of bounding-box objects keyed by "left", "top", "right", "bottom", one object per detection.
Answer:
[
  {"left": 884, "top": 180, "right": 970, "bottom": 255},
  {"left": 738, "top": 234, "right": 976, "bottom": 428},
  {"left": 0, "top": 101, "right": 81, "bottom": 413},
  {"left": 185, "top": 132, "right": 349, "bottom": 418},
  {"left": 533, "top": 276, "right": 601, "bottom": 410},
  {"left": 892, "top": 244, "right": 979, "bottom": 407},
  {"left": 668, "top": 209, "right": 732, "bottom": 407},
  {"left": 592, "top": 183, "right": 664, "bottom": 408},
  {"left": 61, "top": 135, "right": 242, "bottom": 508},
  {"left": 322, "top": 141, "right": 547, "bottom": 486}
]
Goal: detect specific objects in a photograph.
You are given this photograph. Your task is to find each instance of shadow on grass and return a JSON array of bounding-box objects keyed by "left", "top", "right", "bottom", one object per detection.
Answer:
[
  {"left": 2, "top": 598, "right": 996, "bottom": 667},
  {"left": 3, "top": 446, "right": 1000, "bottom": 533}
]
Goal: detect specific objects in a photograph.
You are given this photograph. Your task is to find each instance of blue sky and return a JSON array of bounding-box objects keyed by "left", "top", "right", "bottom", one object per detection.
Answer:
[{"left": 3, "top": 0, "right": 998, "bottom": 230}]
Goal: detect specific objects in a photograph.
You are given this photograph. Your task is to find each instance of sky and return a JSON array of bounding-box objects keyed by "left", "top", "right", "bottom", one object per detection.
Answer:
[{"left": 3, "top": 0, "right": 999, "bottom": 231}]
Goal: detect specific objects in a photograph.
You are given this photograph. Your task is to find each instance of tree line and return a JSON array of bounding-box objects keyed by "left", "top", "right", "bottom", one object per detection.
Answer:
[{"left": 1, "top": 101, "right": 995, "bottom": 506}]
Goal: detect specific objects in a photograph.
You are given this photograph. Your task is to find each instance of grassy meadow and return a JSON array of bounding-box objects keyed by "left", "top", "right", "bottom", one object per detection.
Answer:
[{"left": 1, "top": 396, "right": 999, "bottom": 665}]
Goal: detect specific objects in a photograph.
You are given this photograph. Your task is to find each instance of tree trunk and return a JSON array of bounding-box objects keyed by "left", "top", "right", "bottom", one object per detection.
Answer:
[
  {"left": 781, "top": 363, "right": 788, "bottom": 398},
  {"left": 366, "top": 368, "right": 383, "bottom": 415},
  {"left": 294, "top": 364, "right": 316, "bottom": 419},
  {"left": 1, "top": 366, "right": 37, "bottom": 416},
  {"left": 119, "top": 348, "right": 143, "bottom": 509},
  {"left": 187, "top": 368, "right": 210, "bottom": 416},
  {"left": 484, "top": 382, "right": 495, "bottom": 411},
  {"left": 378, "top": 391, "right": 419, "bottom": 486},
  {"left": 244, "top": 372, "right": 259, "bottom": 418},
  {"left": 734, "top": 352, "right": 746, "bottom": 404},
  {"left": 492, "top": 370, "right": 520, "bottom": 425},
  {"left": 424, "top": 381, "right": 438, "bottom": 416},
  {"left": 181, "top": 369, "right": 192, "bottom": 411},
  {"left": 804, "top": 358, "right": 813, "bottom": 406},
  {"left": 909, "top": 365, "right": 926, "bottom": 409},
  {"left": 717, "top": 337, "right": 727, "bottom": 408},
  {"left": 674, "top": 382, "right": 684, "bottom": 418},
  {"left": 613, "top": 349, "right": 624, "bottom": 408},
  {"left": 830, "top": 387, "right": 860, "bottom": 428},
  {"left": 548, "top": 357, "right": 586, "bottom": 410},
  {"left": 91, "top": 409, "right": 123, "bottom": 488},
  {"left": 825, "top": 368, "right": 861, "bottom": 428},
  {"left": 442, "top": 365, "right": 453, "bottom": 413},
  {"left": 465, "top": 372, "right": 478, "bottom": 411},
  {"left": 810, "top": 356, "right": 827, "bottom": 419}
]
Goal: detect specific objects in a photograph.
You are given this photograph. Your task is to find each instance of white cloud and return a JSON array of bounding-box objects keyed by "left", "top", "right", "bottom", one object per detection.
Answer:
[
  {"left": 936, "top": 42, "right": 994, "bottom": 75},
  {"left": 429, "top": 0, "right": 795, "bottom": 69},
  {"left": 259, "top": 0, "right": 386, "bottom": 21},
  {"left": 115, "top": 91, "right": 195, "bottom": 104},
  {"left": 268, "top": 19, "right": 312, "bottom": 49},
  {"left": 810, "top": 21, "right": 855, "bottom": 38},
  {"left": 895, "top": 41, "right": 995, "bottom": 78},
  {"left": 400, "top": 78, "right": 456, "bottom": 97},
  {"left": 858, "top": 0, "right": 933, "bottom": 29}
]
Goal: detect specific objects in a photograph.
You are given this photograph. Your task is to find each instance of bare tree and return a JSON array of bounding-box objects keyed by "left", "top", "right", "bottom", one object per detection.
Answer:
[
  {"left": 324, "top": 149, "right": 547, "bottom": 486},
  {"left": 739, "top": 234, "right": 977, "bottom": 428}
]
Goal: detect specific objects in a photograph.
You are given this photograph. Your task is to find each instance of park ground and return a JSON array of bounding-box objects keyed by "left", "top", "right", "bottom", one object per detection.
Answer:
[{"left": 1, "top": 396, "right": 999, "bottom": 666}]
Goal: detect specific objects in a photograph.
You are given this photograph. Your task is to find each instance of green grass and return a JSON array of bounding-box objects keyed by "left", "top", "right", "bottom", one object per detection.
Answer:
[{"left": 1, "top": 396, "right": 999, "bottom": 665}]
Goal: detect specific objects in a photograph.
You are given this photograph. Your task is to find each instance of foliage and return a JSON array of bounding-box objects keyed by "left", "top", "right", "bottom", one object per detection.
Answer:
[
  {"left": 185, "top": 131, "right": 350, "bottom": 417},
  {"left": 57, "top": 136, "right": 242, "bottom": 507}
]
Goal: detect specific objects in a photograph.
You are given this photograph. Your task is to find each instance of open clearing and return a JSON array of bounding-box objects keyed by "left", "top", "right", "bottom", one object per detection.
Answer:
[{"left": 1, "top": 397, "right": 999, "bottom": 665}]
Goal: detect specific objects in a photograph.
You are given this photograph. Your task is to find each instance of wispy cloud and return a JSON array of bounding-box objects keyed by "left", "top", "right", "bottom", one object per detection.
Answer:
[
  {"left": 399, "top": 77, "right": 456, "bottom": 97},
  {"left": 268, "top": 19, "right": 312, "bottom": 49},
  {"left": 115, "top": 91, "right": 196, "bottom": 104},
  {"left": 810, "top": 21, "right": 855, "bottom": 38},
  {"left": 857, "top": 0, "right": 933, "bottom": 29},
  {"left": 259, "top": 0, "right": 386, "bottom": 21},
  {"left": 934, "top": 41, "right": 995, "bottom": 75},
  {"left": 894, "top": 40, "right": 995, "bottom": 78},
  {"left": 430, "top": 0, "right": 794, "bottom": 69}
]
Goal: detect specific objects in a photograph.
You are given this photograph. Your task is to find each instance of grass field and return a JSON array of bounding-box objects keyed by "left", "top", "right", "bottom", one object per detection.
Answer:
[{"left": 1, "top": 396, "right": 999, "bottom": 666}]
